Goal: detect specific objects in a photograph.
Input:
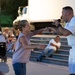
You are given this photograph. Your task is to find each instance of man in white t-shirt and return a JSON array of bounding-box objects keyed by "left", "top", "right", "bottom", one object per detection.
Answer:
[
  {"left": 49, "top": 6, "right": 75, "bottom": 75},
  {"left": 36, "top": 36, "right": 61, "bottom": 62}
]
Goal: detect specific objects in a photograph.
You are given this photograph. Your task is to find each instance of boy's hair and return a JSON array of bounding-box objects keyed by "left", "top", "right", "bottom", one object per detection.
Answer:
[{"left": 56, "top": 35, "right": 60, "bottom": 38}]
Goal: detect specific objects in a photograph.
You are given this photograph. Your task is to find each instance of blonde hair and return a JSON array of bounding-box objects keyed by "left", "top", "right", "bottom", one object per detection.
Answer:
[{"left": 18, "top": 20, "right": 28, "bottom": 31}]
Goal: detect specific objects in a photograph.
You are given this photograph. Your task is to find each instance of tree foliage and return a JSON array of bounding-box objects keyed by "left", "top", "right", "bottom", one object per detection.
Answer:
[{"left": 1, "top": 0, "right": 28, "bottom": 19}]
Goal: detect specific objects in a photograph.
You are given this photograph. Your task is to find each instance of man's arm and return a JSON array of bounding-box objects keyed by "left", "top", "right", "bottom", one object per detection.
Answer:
[
  {"left": 48, "top": 22, "right": 72, "bottom": 36},
  {"left": 55, "top": 20, "right": 72, "bottom": 36},
  {"left": 57, "top": 26, "right": 72, "bottom": 36},
  {"left": 50, "top": 43, "right": 59, "bottom": 50}
]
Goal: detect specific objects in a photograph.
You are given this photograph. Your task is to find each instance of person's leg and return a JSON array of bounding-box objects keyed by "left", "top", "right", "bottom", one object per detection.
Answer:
[
  {"left": 13, "top": 63, "right": 26, "bottom": 75},
  {"left": 36, "top": 49, "right": 48, "bottom": 61},
  {"left": 46, "top": 49, "right": 55, "bottom": 57}
]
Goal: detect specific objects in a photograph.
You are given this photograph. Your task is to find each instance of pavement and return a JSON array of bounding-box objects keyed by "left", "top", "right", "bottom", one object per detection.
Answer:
[{"left": 0, "top": 57, "right": 69, "bottom": 75}]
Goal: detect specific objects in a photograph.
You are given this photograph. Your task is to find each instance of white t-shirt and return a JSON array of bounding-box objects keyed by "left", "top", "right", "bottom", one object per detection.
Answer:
[
  {"left": 45, "top": 39, "right": 61, "bottom": 51},
  {"left": 65, "top": 16, "right": 75, "bottom": 47}
]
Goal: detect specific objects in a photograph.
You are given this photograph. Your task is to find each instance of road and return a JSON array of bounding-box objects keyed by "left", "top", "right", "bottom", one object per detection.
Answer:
[{"left": 0, "top": 57, "right": 69, "bottom": 75}]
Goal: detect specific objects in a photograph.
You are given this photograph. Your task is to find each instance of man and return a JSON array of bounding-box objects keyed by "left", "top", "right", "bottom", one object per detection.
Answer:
[
  {"left": 49, "top": 6, "right": 75, "bottom": 75},
  {"left": 36, "top": 36, "right": 61, "bottom": 62}
]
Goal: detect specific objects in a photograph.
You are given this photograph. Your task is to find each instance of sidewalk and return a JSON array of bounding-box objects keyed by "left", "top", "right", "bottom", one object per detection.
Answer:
[{"left": 0, "top": 58, "right": 69, "bottom": 75}]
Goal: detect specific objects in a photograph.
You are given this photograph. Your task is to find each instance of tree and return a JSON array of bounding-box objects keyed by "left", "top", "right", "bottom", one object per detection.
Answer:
[{"left": 1, "top": 0, "right": 28, "bottom": 19}]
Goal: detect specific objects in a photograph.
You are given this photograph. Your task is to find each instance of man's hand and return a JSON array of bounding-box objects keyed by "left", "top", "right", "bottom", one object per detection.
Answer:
[
  {"left": 50, "top": 43, "right": 59, "bottom": 50},
  {"left": 54, "top": 20, "right": 60, "bottom": 26},
  {"left": 54, "top": 19, "right": 62, "bottom": 28},
  {"left": 48, "top": 27, "right": 56, "bottom": 32}
]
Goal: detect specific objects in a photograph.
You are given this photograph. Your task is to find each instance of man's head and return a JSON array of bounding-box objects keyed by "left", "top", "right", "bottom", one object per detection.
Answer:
[
  {"left": 54, "top": 36, "right": 60, "bottom": 43},
  {"left": 62, "top": 6, "right": 74, "bottom": 22}
]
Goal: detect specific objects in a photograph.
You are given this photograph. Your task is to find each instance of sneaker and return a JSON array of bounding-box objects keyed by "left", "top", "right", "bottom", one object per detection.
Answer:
[
  {"left": 49, "top": 55, "right": 53, "bottom": 57},
  {"left": 36, "top": 58, "right": 42, "bottom": 62},
  {"left": 36, "top": 59, "right": 40, "bottom": 62}
]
